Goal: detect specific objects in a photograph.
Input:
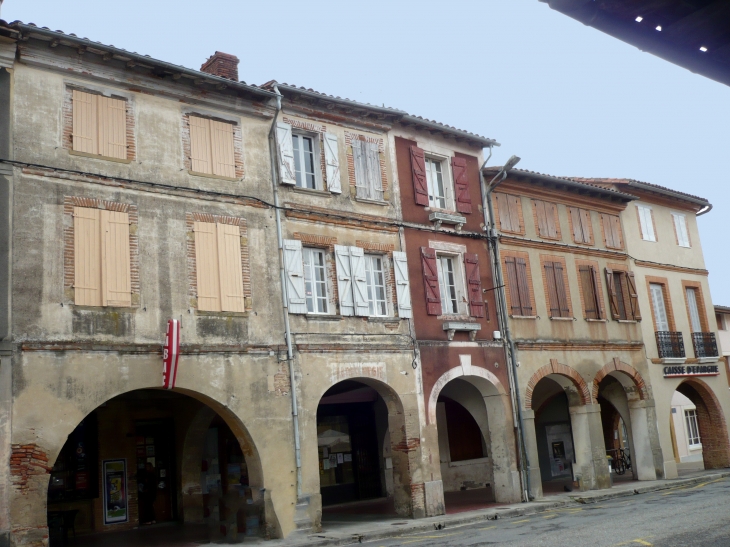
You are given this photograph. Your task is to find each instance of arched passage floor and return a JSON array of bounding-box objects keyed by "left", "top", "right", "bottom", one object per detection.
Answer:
[{"left": 45, "top": 389, "right": 272, "bottom": 546}]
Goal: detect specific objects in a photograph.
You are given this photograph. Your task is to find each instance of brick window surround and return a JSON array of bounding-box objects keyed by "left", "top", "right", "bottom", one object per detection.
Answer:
[
  {"left": 345, "top": 132, "right": 388, "bottom": 198},
  {"left": 63, "top": 196, "right": 140, "bottom": 306},
  {"left": 282, "top": 116, "right": 331, "bottom": 191},
  {"left": 186, "top": 212, "right": 252, "bottom": 312},
  {"left": 292, "top": 232, "right": 338, "bottom": 312},
  {"left": 644, "top": 274, "right": 676, "bottom": 332},
  {"left": 357, "top": 240, "right": 397, "bottom": 318},
  {"left": 501, "top": 249, "right": 536, "bottom": 318},
  {"left": 492, "top": 192, "right": 525, "bottom": 236},
  {"left": 681, "top": 280, "right": 709, "bottom": 332},
  {"left": 181, "top": 112, "right": 245, "bottom": 180}
]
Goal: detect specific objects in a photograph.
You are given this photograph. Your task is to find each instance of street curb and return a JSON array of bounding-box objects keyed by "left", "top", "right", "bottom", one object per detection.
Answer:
[{"left": 280, "top": 472, "right": 730, "bottom": 547}]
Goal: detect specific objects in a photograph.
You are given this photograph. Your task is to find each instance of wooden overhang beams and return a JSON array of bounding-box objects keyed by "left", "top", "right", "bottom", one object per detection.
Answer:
[
  {"left": 483, "top": 167, "right": 637, "bottom": 205},
  {"left": 539, "top": 0, "right": 730, "bottom": 88},
  {"left": 3, "top": 21, "right": 278, "bottom": 102}
]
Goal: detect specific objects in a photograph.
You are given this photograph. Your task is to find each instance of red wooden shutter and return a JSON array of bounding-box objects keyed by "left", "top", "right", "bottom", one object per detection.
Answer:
[
  {"left": 544, "top": 262, "right": 560, "bottom": 317},
  {"left": 626, "top": 271, "right": 641, "bottom": 321},
  {"left": 410, "top": 145, "right": 429, "bottom": 206},
  {"left": 420, "top": 247, "right": 442, "bottom": 315},
  {"left": 451, "top": 157, "right": 472, "bottom": 214},
  {"left": 605, "top": 267, "right": 620, "bottom": 319},
  {"left": 464, "top": 253, "right": 484, "bottom": 318},
  {"left": 515, "top": 258, "right": 533, "bottom": 315}
]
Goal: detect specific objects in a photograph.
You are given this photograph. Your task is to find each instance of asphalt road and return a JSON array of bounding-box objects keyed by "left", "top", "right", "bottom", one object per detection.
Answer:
[{"left": 365, "top": 477, "right": 730, "bottom": 547}]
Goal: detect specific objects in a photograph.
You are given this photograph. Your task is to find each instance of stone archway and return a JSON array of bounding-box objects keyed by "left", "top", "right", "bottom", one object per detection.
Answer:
[
  {"left": 592, "top": 358, "right": 649, "bottom": 403},
  {"left": 524, "top": 359, "right": 591, "bottom": 410}
]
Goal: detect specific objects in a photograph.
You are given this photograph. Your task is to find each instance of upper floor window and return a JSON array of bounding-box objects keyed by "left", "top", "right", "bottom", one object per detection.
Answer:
[
  {"left": 303, "top": 247, "right": 329, "bottom": 314},
  {"left": 542, "top": 259, "right": 571, "bottom": 318},
  {"left": 533, "top": 200, "right": 561, "bottom": 240},
  {"left": 408, "top": 146, "right": 472, "bottom": 214},
  {"left": 649, "top": 282, "right": 670, "bottom": 331},
  {"left": 600, "top": 214, "right": 624, "bottom": 250},
  {"left": 637, "top": 205, "right": 656, "bottom": 242},
  {"left": 353, "top": 139, "right": 383, "bottom": 201},
  {"left": 577, "top": 264, "right": 604, "bottom": 320},
  {"left": 606, "top": 268, "right": 640, "bottom": 321},
  {"left": 504, "top": 254, "right": 534, "bottom": 317},
  {"left": 420, "top": 246, "right": 485, "bottom": 318},
  {"left": 685, "top": 287, "right": 704, "bottom": 333},
  {"left": 188, "top": 115, "right": 237, "bottom": 179},
  {"left": 71, "top": 90, "right": 128, "bottom": 161},
  {"left": 672, "top": 213, "right": 691, "bottom": 248},
  {"left": 276, "top": 121, "right": 342, "bottom": 193},
  {"left": 569, "top": 207, "right": 593, "bottom": 245},
  {"left": 364, "top": 254, "right": 387, "bottom": 317},
  {"left": 292, "top": 132, "right": 318, "bottom": 189},
  {"left": 437, "top": 254, "right": 464, "bottom": 315},
  {"left": 494, "top": 193, "right": 524, "bottom": 234},
  {"left": 716, "top": 313, "right": 726, "bottom": 330},
  {"left": 425, "top": 157, "right": 448, "bottom": 209}
]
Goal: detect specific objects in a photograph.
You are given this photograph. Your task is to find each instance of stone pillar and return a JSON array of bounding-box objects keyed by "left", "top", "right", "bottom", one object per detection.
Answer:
[
  {"left": 569, "top": 404, "right": 610, "bottom": 491},
  {"left": 520, "top": 409, "right": 543, "bottom": 499},
  {"left": 628, "top": 400, "right": 658, "bottom": 481},
  {"left": 483, "top": 393, "right": 521, "bottom": 503}
]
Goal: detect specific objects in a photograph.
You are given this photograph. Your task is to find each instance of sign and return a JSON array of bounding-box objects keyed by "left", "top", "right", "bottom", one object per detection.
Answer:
[
  {"left": 162, "top": 319, "right": 180, "bottom": 389},
  {"left": 663, "top": 364, "right": 719, "bottom": 378},
  {"left": 102, "top": 459, "right": 128, "bottom": 525}
]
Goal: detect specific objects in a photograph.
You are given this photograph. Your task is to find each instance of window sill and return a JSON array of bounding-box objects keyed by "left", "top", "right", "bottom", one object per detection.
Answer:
[
  {"left": 585, "top": 318, "right": 607, "bottom": 323},
  {"left": 688, "top": 444, "right": 703, "bottom": 450},
  {"left": 428, "top": 211, "right": 466, "bottom": 230},
  {"left": 195, "top": 310, "right": 248, "bottom": 317},
  {"left": 290, "top": 186, "right": 331, "bottom": 197},
  {"left": 443, "top": 321, "right": 481, "bottom": 341},
  {"left": 71, "top": 304, "right": 137, "bottom": 312},
  {"left": 367, "top": 317, "right": 401, "bottom": 324},
  {"left": 510, "top": 315, "right": 537, "bottom": 320},
  {"left": 438, "top": 314, "right": 471, "bottom": 322},
  {"left": 448, "top": 457, "right": 489, "bottom": 468},
  {"left": 188, "top": 170, "right": 240, "bottom": 182},
  {"left": 697, "top": 356, "right": 720, "bottom": 364},
  {"left": 303, "top": 314, "right": 343, "bottom": 321},
  {"left": 70, "top": 149, "right": 132, "bottom": 164},
  {"left": 549, "top": 316, "right": 574, "bottom": 321},
  {"left": 355, "top": 197, "right": 389, "bottom": 206},
  {"left": 617, "top": 320, "right": 638, "bottom": 324},
  {"left": 660, "top": 357, "right": 687, "bottom": 365}
]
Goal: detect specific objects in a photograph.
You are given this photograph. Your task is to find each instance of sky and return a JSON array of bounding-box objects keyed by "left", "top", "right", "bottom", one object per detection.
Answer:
[{"left": 4, "top": 0, "right": 730, "bottom": 304}]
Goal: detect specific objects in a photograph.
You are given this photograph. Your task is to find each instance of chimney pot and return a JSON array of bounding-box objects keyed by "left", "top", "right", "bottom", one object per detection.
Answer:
[{"left": 200, "top": 51, "right": 239, "bottom": 82}]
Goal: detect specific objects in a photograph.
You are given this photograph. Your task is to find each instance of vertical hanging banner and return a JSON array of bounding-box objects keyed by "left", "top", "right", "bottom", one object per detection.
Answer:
[{"left": 162, "top": 319, "right": 180, "bottom": 389}]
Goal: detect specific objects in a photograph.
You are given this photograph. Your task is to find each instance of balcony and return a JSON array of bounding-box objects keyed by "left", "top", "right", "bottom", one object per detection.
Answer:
[
  {"left": 656, "top": 331, "right": 685, "bottom": 362},
  {"left": 692, "top": 332, "right": 719, "bottom": 361}
]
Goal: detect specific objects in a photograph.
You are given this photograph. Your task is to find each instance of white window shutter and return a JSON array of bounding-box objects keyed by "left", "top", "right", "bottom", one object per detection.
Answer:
[
  {"left": 392, "top": 251, "right": 412, "bottom": 318},
  {"left": 283, "top": 239, "right": 307, "bottom": 314},
  {"left": 334, "top": 245, "right": 354, "bottom": 316},
  {"left": 349, "top": 246, "right": 369, "bottom": 316},
  {"left": 323, "top": 133, "right": 342, "bottom": 194},
  {"left": 353, "top": 139, "right": 367, "bottom": 192},
  {"left": 366, "top": 142, "right": 383, "bottom": 194},
  {"left": 276, "top": 122, "right": 296, "bottom": 186}
]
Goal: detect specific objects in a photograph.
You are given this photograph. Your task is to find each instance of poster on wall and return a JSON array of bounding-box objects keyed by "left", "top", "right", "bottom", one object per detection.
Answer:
[{"left": 103, "top": 459, "right": 128, "bottom": 525}]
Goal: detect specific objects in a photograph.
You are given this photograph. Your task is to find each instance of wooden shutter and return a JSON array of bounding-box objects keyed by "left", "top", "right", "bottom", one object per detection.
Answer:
[
  {"left": 610, "top": 216, "right": 623, "bottom": 249},
  {"left": 210, "top": 120, "right": 236, "bottom": 179},
  {"left": 323, "top": 133, "right": 341, "bottom": 194},
  {"left": 72, "top": 90, "right": 98, "bottom": 155},
  {"left": 393, "top": 251, "right": 412, "bottom": 318},
  {"left": 535, "top": 201, "right": 558, "bottom": 239},
  {"left": 352, "top": 139, "right": 367, "bottom": 194},
  {"left": 626, "top": 271, "right": 641, "bottom": 321},
  {"left": 216, "top": 223, "right": 245, "bottom": 312},
  {"left": 421, "top": 247, "right": 442, "bottom": 316},
  {"left": 194, "top": 221, "right": 221, "bottom": 312},
  {"left": 605, "top": 267, "right": 620, "bottom": 319},
  {"left": 580, "top": 209, "right": 593, "bottom": 244},
  {"left": 554, "top": 262, "right": 570, "bottom": 316},
  {"left": 276, "top": 122, "right": 296, "bottom": 185},
  {"left": 365, "top": 142, "right": 383, "bottom": 199},
  {"left": 73, "top": 207, "right": 102, "bottom": 306},
  {"left": 570, "top": 207, "right": 584, "bottom": 243},
  {"left": 100, "top": 210, "right": 131, "bottom": 307},
  {"left": 451, "top": 157, "right": 471, "bottom": 214},
  {"left": 507, "top": 195, "right": 522, "bottom": 232},
  {"left": 98, "top": 96, "right": 127, "bottom": 160},
  {"left": 544, "top": 262, "right": 561, "bottom": 317},
  {"left": 547, "top": 203, "right": 560, "bottom": 239},
  {"left": 334, "top": 244, "right": 354, "bottom": 316},
  {"left": 494, "top": 193, "right": 511, "bottom": 232},
  {"left": 602, "top": 214, "right": 622, "bottom": 249},
  {"left": 515, "top": 257, "right": 533, "bottom": 316},
  {"left": 534, "top": 200, "right": 547, "bottom": 236},
  {"left": 464, "top": 253, "right": 484, "bottom": 318},
  {"left": 592, "top": 266, "right": 604, "bottom": 319},
  {"left": 350, "top": 246, "right": 369, "bottom": 316},
  {"left": 283, "top": 239, "right": 307, "bottom": 314},
  {"left": 579, "top": 265, "right": 599, "bottom": 319},
  {"left": 189, "top": 116, "right": 212, "bottom": 175},
  {"left": 504, "top": 256, "right": 522, "bottom": 315},
  {"left": 410, "top": 145, "right": 429, "bottom": 206}
]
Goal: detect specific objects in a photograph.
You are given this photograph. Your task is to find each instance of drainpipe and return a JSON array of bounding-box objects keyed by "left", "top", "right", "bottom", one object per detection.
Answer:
[
  {"left": 479, "top": 155, "right": 532, "bottom": 502},
  {"left": 267, "top": 86, "right": 303, "bottom": 499}
]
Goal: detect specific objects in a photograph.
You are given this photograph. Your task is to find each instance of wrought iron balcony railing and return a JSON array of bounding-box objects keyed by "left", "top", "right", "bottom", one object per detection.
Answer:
[
  {"left": 691, "top": 332, "right": 718, "bottom": 358},
  {"left": 655, "top": 331, "right": 685, "bottom": 359}
]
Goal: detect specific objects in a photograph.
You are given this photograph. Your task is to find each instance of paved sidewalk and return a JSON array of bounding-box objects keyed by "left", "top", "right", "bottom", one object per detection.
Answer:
[{"left": 277, "top": 469, "right": 730, "bottom": 547}]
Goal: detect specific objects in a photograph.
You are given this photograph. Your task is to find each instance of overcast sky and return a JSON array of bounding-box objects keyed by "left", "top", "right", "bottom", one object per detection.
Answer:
[{"left": 5, "top": 0, "right": 730, "bottom": 304}]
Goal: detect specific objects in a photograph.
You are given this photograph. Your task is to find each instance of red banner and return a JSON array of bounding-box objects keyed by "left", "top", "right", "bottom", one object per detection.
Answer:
[{"left": 162, "top": 319, "right": 180, "bottom": 389}]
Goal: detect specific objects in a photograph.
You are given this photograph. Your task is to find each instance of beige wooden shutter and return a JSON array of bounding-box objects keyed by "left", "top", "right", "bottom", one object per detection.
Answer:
[
  {"left": 73, "top": 207, "right": 102, "bottom": 306},
  {"left": 216, "top": 223, "right": 245, "bottom": 312},
  {"left": 569, "top": 207, "right": 584, "bottom": 242},
  {"left": 534, "top": 200, "right": 549, "bottom": 237},
  {"left": 100, "top": 210, "right": 132, "bottom": 307},
  {"left": 210, "top": 120, "right": 236, "bottom": 179},
  {"left": 508, "top": 195, "right": 522, "bottom": 232},
  {"left": 580, "top": 209, "right": 593, "bottom": 244},
  {"left": 72, "top": 90, "right": 98, "bottom": 155},
  {"left": 610, "top": 216, "right": 623, "bottom": 249},
  {"left": 194, "top": 221, "right": 222, "bottom": 311},
  {"left": 98, "top": 96, "right": 127, "bottom": 160},
  {"left": 494, "top": 193, "right": 511, "bottom": 232},
  {"left": 189, "top": 116, "right": 212, "bottom": 175}
]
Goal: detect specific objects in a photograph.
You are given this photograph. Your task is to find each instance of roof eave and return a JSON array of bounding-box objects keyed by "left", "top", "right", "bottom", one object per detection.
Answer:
[
  {"left": 400, "top": 115, "right": 500, "bottom": 148},
  {"left": 624, "top": 180, "right": 711, "bottom": 211}
]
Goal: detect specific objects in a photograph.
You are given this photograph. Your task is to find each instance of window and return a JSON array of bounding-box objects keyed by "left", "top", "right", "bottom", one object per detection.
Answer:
[
  {"left": 193, "top": 221, "right": 246, "bottom": 313},
  {"left": 437, "top": 255, "right": 462, "bottom": 315},
  {"left": 672, "top": 213, "right": 690, "bottom": 248},
  {"left": 533, "top": 200, "right": 561, "bottom": 240},
  {"left": 425, "top": 157, "right": 448, "bottom": 209},
  {"left": 364, "top": 254, "right": 387, "bottom": 317},
  {"left": 292, "top": 133, "right": 318, "bottom": 189},
  {"left": 71, "top": 90, "right": 127, "bottom": 161},
  {"left": 73, "top": 207, "right": 131, "bottom": 307},
  {"left": 353, "top": 139, "right": 383, "bottom": 201},
  {"left": 188, "top": 115, "right": 236, "bottom": 178},
  {"left": 504, "top": 255, "right": 533, "bottom": 316},
  {"left": 543, "top": 260, "right": 570, "bottom": 318},
  {"left": 303, "top": 248, "right": 329, "bottom": 314},
  {"left": 685, "top": 409, "right": 701, "bottom": 446},
  {"left": 686, "top": 287, "right": 703, "bottom": 333},
  {"left": 650, "top": 283, "right": 670, "bottom": 331},
  {"left": 637, "top": 205, "right": 656, "bottom": 242},
  {"left": 494, "top": 193, "right": 523, "bottom": 234},
  {"left": 601, "top": 214, "right": 623, "bottom": 250},
  {"left": 605, "top": 268, "right": 641, "bottom": 321},
  {"left": 578, "top": 265, "right": 604, "bottom": 320},
  {"left": 420, "top": 246, "right": 484, "bottom": 318},
  {"left": 716, "top": 313, "right": 725, "bottom": 331},
  {"left": 569, "top": 207, "right": 593, "bottom": 244}
]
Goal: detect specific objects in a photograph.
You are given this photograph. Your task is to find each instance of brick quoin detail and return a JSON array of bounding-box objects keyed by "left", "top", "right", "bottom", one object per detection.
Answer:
[
  {"left": 592, "top": 358, "right": 649, "bottom": 402},
  {"left": 10, "top": 444, "right": 51, "bottom": 494},
  {"left": 677, "top": 378, "right": 730, "bottom": 469},
  {"left": 524, "top": 359, "right": 591, "bottom": 409}
]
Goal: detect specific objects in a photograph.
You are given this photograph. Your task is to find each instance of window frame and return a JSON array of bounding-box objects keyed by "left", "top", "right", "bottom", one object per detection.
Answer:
[
  {"left": 363, "top": 253, "right": 388, "bottom": 317},
  {"left": 601, "top": 214, "right": 624, "bottom": 250},
  {"left": 684, "top": 409, "right": 701, "bottom": 447},
  {"left": 303, "top": 247, "right": 329, "bottom": 315},
  {"left": 69, "top": 88, "right": 132, "bottom": 164},
  {"left": 568, "top": 207, "right": 594, "bottom": 245},
  {"left": 649, "top": 282, "right": 670, "bottom": 331},
  {"left": 291, "top": 130, "right": 323, "bottom": 190},
  {"left": 637, "top": 205, "right": 657, "bottom": 242},
  {"left": 424, "top": 154, "right": 453, "bottom": 211},
  {"left": 434, "top": 252, "right": 468, "bottom": 317}
]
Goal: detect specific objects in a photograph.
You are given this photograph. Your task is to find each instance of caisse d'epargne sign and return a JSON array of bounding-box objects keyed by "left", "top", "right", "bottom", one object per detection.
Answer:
[{"left": 663, "top": 364, "right": 719, "bottom": 378}]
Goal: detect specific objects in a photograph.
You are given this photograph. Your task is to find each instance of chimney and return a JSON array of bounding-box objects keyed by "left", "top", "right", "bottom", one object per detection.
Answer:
[{"left": 200, "top": 51, "right": 239, "bottom": 81}]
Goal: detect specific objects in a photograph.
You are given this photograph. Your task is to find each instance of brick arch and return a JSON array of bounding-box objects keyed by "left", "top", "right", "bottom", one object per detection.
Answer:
[
  {"left": 592, "top": 358, "right": 649, "bottom": 403},
  {"left": 524, "top": 359, "right": 591, "bottom": 410}
]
